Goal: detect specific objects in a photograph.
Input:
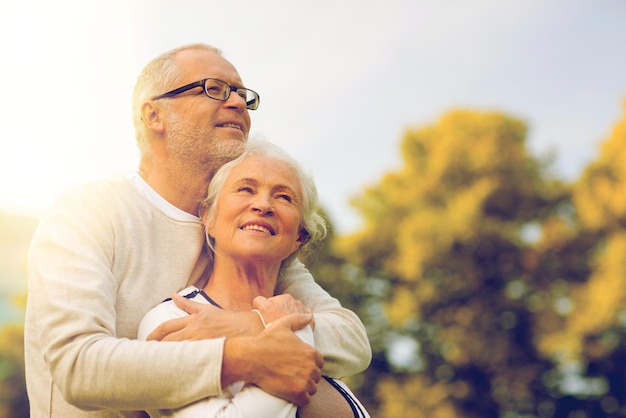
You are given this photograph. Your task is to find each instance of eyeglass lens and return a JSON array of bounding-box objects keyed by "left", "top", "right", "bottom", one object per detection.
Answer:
[{"left": 205, "top": 79, "right": 258, "bottom": 109}]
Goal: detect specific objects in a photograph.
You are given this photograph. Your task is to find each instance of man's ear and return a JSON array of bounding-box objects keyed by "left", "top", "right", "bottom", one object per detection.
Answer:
[{"left": 140, "top": 101, "right": 165, "bottom": 134}]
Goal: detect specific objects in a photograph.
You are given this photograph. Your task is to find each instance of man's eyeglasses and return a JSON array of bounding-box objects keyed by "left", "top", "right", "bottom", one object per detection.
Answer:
[{"left": 151, "top": 78, "right": 260, "bottom": 110}]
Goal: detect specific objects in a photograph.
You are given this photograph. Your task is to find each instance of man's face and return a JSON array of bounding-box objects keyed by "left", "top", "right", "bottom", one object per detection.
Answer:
[{"left": 161, "top": 49, "right": 252, "bottom": 163}]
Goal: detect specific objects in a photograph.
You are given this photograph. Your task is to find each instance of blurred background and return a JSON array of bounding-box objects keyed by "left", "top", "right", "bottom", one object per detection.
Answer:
[{"left": 2, "top": 1, "right": 626, "bottom": 417}]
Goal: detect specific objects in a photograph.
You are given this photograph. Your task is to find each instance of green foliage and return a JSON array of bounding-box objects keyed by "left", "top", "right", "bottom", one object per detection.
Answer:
[
  {"left": 574, "top": 103, "right": 626, "bottom": 232},
  {"left": 0, "top": 213, "right": 37, "bottom": 418},
  {"left": 0, "top": 323, "right": 29, "bottom": 418},
  {"left": 332, "top": 108, "right": 626, "bottom": 417},
  {"left": 534, "top": 104, "right": 626, "bottom": 417},
  {"left": 302, "top": 211, "right": 387, "bottom": 412}
]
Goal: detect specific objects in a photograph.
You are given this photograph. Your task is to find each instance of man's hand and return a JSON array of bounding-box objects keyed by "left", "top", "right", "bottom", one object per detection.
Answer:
[
  {"left": 222, "top": 312, "right": 324, "bottom": 407},
  {"left": 253, "top": 294, "right": 310, "bottom": 325},
  {"left": 147, "top": 293, "right": 264, "bottom": 341}
]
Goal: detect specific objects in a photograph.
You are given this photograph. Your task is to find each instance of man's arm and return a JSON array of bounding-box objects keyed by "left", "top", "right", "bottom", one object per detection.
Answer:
[
  {"left": 25, "top": 184, "right": 232, "bottom": 411},
  {"left": 140, "top": 296, "right": 323, "bottom": 412},
  {"left": 149, "top": 293, "right": 323, "bottom": 406},
  {"left": 155, "top": 259, "right": 372, "bottom": 378},
  {"left": 222, "top": 314, "right": 322, "bottom": 405},
  {"left": 213, "top": 323, "right": 362, "bottom": 418},
  {"left": 277, "top": 259, "right": 372, "bottom": 378}
]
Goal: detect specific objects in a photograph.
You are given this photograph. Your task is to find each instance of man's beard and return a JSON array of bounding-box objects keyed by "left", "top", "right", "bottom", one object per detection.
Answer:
[{"left": 165, "top": 112, "right": 245, "bottom": 173}]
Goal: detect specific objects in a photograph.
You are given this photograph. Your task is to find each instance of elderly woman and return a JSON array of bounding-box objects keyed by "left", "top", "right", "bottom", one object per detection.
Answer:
[{"left": 138, "top": 140, "right": 369, "bottom": 418}]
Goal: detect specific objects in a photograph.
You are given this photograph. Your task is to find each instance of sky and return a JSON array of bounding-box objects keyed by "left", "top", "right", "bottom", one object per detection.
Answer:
[{"left": 1, "top": 0, "right": 626, "bottom": 234}]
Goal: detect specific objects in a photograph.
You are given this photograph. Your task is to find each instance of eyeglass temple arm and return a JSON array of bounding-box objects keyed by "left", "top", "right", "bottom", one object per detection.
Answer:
[{"left": 152, "top": 80, "right": 206, "bottom": 100}]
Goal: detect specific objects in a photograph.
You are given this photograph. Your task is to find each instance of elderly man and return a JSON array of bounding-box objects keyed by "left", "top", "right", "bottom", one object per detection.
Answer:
[{"left": 25, "top": 43, "right": 370, "bottom": 417}]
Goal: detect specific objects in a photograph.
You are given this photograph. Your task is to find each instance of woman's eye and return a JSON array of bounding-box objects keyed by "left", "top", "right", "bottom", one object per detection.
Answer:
[
  {"left": 277, "top": 194, "right": 293, "bottom": 202},
  {"left": 237, "top": 187, "right": 254, "bottom": 193}
]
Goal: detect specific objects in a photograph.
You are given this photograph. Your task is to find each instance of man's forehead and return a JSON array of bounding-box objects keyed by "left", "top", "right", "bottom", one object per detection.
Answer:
[{"left": 176, "top": 49, "right": 242, "bottom": 84}]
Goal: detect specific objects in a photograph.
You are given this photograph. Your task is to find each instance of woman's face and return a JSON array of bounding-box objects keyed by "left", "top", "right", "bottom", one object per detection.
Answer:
[{"left": 206, "top": 155, "right": 305, "bottom": 263}]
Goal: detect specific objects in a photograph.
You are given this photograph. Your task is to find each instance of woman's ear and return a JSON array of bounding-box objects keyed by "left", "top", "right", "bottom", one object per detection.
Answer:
[
  {"left": 296, "top": 228, "right": 310, "bottom": 246},
  {"left": 202, "top": 208, "right": 215, "bottom": 236},
  {"left": 288, "top": 230, "right": 305, "bottom": 255}
]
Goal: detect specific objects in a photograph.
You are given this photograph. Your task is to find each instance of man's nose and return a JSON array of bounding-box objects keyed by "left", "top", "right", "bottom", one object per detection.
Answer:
[{"left": 225, "top": 91, "right": 247, "bottom": 110}]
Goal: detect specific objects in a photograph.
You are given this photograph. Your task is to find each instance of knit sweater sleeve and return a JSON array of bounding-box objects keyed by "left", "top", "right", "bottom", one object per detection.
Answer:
[
  {"left": 137, "top": 299, "right": 316, "bottom": 418},
  {"left": 24, "top": 181, "right": 226, "bottom": 413},
  {"left": 276, "top": 259, "right": 372, "bottom": 378}
]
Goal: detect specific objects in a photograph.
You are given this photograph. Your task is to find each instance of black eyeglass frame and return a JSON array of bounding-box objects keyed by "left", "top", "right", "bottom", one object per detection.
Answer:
[{"left": 150, "top": 78, "right": 260, "bottom": 110}]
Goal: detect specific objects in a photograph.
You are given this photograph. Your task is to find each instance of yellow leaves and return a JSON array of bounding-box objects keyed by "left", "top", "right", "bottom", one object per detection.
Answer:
[
  {"left": 536, "top": 104, "right": 626, "bottom": 364},
  {"left": 0, "top": 324, "right": 25, "bottom": 365},
  {"left": 536, "top": 330, "right": 580, "bottom": 364},
  {"left": 439, "top": 326, "right": 471, "bottom": 366},
  {"left": 436, "top": 302, "right": 514, "bottom": 368},
  {"left": 574, "top": 104, "right": 626, "bottom": 230},
  {"left": 0, "top": 323, "right": 26, "bottom": 418},
  {"left": 334, "top": 107, "right": 590, "bottom": 415},
  {"left": 341, "top": 109, "right": 538, "bottom": 284},
  {"left": 536, "top": 216, "right": 575, "bottom": 250},
  {"left": 377, "top": 375, "right": 457, "bottom": 418},
  {"left": 392, "top": 210, "right": 442, "bottom": 279},
  {"left": 570, "top": 233, "right": 626, "bottom": 334},
  {"left": 404, "top": 111, "right": 527, "bottom": 188},
  {"left": 385, "top": 286, "right": 419, "bottom": 326},
  {"left": 333, "top": 226, "right": 376, "bottom": 267},
  {"left": 539, "top": 233, "right": 626, "bottom": 362},
  {"left": 574, "top": 172, "right": 626, "bottom": 230},
  {"left": 392, "top": 177, "right": 497, "bottom": 281}
]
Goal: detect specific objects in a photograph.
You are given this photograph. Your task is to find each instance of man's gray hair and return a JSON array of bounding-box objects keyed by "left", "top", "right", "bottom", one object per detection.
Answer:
[{"left": 131, "top": 43, "right": 222, "bottom": 154}]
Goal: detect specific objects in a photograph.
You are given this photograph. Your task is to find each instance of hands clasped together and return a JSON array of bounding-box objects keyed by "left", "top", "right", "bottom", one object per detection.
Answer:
[{"left": 148, "top": 293, "right": 323, "bottom": 407}]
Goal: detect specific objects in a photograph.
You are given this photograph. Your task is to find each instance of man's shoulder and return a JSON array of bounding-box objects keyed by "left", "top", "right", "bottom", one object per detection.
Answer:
[
  {"left": 31, "top": 177, "right": 152, "bottom": 235},
  {"left": 58, "top": 176, "right": 133, "bottom": 200},
  {"left": 50, "top": 176, "right": 140, "bottom": 213}
]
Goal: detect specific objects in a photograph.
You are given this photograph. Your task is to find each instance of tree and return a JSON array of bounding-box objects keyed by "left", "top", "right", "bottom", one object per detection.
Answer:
[
  {"left": 536, "top": 103, "right": 626, "bottom": 417},
  {"left": 301, "top": 210, "right": 386, "bottom": 413},
  {"left": 0, "top": 311, "right": 29, "bottom": 418},
  {"left": 0, "top": 212, "right": 36, "bottom": 418},
  {"left": 335, "top": 109, "right": 568, "bottom": 417}
]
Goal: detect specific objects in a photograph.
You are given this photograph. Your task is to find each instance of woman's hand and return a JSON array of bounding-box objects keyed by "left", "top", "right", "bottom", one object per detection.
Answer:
[{"left": 253, "top": 294, "right": 313, "bottom": 327}]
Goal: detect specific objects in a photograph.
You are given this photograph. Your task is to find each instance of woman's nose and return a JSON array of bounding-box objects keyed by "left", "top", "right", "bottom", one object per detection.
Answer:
[
  {"left": 252, "top": 197, "right": 273, "bottom": 214},
  {"left": 252, "top": 205, "right": 273, "bottom": 215}
]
